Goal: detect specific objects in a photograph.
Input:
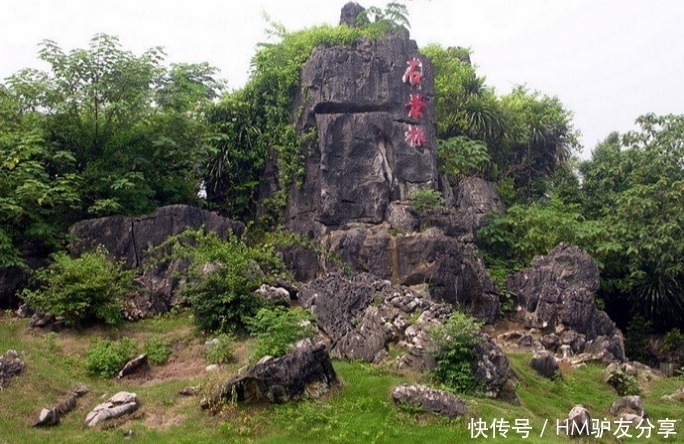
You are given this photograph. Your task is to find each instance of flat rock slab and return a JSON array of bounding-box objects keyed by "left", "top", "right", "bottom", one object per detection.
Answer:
[
  {"left": 391, "top": 384, "right": 468, "bottom": 418},
  {"left": 85, "top": 392, "right": 138, "bottom": 427}
]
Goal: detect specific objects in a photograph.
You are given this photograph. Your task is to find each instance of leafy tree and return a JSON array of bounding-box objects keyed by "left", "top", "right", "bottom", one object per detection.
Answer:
[
  {"left": 420, "top": 45, "right": 504, "bottom": 145},
  {"left": 581, "top": 114, "right": 684, "bottom": 329},
  {"left": 4, "top": 34, "right": 220, "bottom": 218},
  {"left": 497, "top": 86, "right": 580, "bottom": 200},
  {"left": 0, "top": 88, "right": 81, "bottom": 266}
]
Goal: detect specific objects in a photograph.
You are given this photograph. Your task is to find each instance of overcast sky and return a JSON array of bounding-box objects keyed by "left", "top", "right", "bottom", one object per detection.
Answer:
[{"left": 2, "top": 0, "right": 683, "bottom": 157}]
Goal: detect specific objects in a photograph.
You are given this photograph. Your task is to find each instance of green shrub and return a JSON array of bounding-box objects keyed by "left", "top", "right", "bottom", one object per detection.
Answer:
[
  {"left": 247, "top": 307, "right": 316, "bottom": 361},
  {"left": 428, "top": 311, "right": 484, "bottom": 393},
  {"left": 409, "top": 189, "right": 443, "bottom": 217},
  {"left": 21, "top": 249, "right": 134, "bottom": 326},
  {"left": 205, "top": 333, "right": 236, "bottom": 365},
  {"left": 144, "top": 336, "right": 172, "bottom": 365},
  {"left": 153, "top": 228, "right": 284, "bottom": 334},
  {"left": 437, "top": 136, "right": 492, "bottom": 180},
  {"left": 661, "top": 328, "right": 683, "bottom": 353},
  {"left": 606, "top": 370, "right": 641, "bottom": 396},
  {"left": 85, "top": 337, "right": 137, "bottom": 378}
]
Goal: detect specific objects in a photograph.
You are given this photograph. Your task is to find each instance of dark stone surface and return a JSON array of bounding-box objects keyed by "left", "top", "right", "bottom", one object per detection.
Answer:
[
  {"left": 391, "top": 384, "right": 468, "bottom": 418},
  {"left": 285, "top": 31, "right": 436, "bottom": 233},
  {"left": 529, "top": 350, "right": 560, "bottom": 379},
  {"left": 206, "top": 340, "right": 338, "bottom": 405},
  {"left": 322, "top": 226, "right": 498, "bottom": 323},
  {"left": 0, "top": 349, "right": 25, "bottom": 389},
  {"left": 507, "top": 243, "right": 625, "bottom": 361},
  {"left": 69, "top": 205, "right": 244, "bottom": 269},
  {"left": 339, "top": 2, "right": 367, "bottom": 27}
]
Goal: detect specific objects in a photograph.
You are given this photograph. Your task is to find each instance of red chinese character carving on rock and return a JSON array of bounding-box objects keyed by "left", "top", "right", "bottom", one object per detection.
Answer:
[
  {"left": 405, "top": 125, "right": 426, "bottom": 147},
  {"left": 406, "top": 93, "right": 427, "bottom": 119},
  {"left": 403, "top": 58, "right": 423, "bottom": 86}
]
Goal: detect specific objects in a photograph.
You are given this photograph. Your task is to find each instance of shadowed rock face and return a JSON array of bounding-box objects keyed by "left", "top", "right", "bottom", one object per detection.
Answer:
[
  {"left": 268, "top": 25, "right": 501, "bottom": 323},
  {"left": 67, "top": 205, "right": 245, "bottom": 318},
  {"left": 205, "top": 340, "right": 338, "bottom": 406},
  {"left": 286, "top": 32, "right": 436, "bottom": 232},
  {"left": 507, "top": 243, "right": 625, "bottom": 361}
]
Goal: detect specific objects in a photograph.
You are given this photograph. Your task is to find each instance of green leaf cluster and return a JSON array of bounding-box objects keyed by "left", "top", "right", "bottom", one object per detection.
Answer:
[
  {"left": 21, "top": 249, "right": 134, "bottom": 326},
  {"left": 428, "top": 311, "right": 484, "bottom": 394},
  {"left": 84, "top": 337, "right": 137, "bottom": 378},
  {"left": 144, "top": 336, "right": 172, "bottom": 365},
  {"left": 247, "top": 306, "right": 316, "bottom": 361}
]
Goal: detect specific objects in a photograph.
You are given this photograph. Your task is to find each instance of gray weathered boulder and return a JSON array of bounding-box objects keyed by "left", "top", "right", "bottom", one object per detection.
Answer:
[
  {"left": 391, "top": 384, "right": 468, "bottom": 418},
  {"left": 339, "top": 2, "right": 367, "bottom": 27},
  {"left": 507, "top": 243, "right": 625, "bottom": 361},
  {"left": 0, "top": 349, "right": 25, "bottom": 388},
  {"left": 610, "top": 395, "right": 646, "bottom": 418},
  {"left": 85, "top": 392, "right": 139, "bottom": 427},
  {"left": 529, "top": 350, "right": 560, "bottom": 379},
  {"left": 116, "top": 354, "right": 150, "bottom": 380},
  {"left": 69, "top": 205, "right": 244, "bottom": 269},
  {"left": 299, "top": 272, "right": 516, "bottom": 400},
  {"left": 254, "top": 284, "right": 291, "bottom": 307},
  {"left": 661, "top": 386, "right": 684, "bottom": 402},
  {"left": 561, "top": 405, "right": 592, "bottom": 436},
  {"left": 68, "top": 205, "right": 244, "bottom": 318},
  {"left": 204, "top": 340, "right": 338, "bottom": 407}
]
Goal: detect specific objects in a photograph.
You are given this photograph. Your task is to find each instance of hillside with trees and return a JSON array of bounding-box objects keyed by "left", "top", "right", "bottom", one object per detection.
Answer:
[{"left": 0, "top": 2, "right": 682, "bottom": 442}]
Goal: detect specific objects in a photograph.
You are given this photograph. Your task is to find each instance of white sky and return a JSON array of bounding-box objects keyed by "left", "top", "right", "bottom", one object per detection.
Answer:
[{"left": 2, "top": 0, "right": 683, "bottom": 158}]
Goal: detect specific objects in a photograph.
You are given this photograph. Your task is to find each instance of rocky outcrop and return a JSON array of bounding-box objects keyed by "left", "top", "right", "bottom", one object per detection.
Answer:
[
  {"left": 33, "top": 384, "right": 89, "bottom": 427},
  {"left": 204, "top": 340, "right": 338, "bottom": 407},
  {"left": 507, "top": 243, "right": 625, "bottom": 362},
  {"left": 260, "top": 7, "right": 502, "bottom": 327},
  {"left": 69, "top": 205, "right": 245, "bottom": 269},
  {"left": 0, "top": 349, "right": 25, "bottom": 388},
  {"left": 320, "top": 227, "right": 499, "bottom": 322},
  {"left": 85, "top": 392, "right": 139, "bottom": 427},
  {"left": 68, "top": 205, "right": 245, "bottom": 318},
  {"left": 610, "top": 395, "right": 646, "bottom": 419},
  {"left": 529, "top": 350, "right": 560, "bottom": 379},
  {"left": 391, "top": 384, "right": 468, "bottom": 418},
  {"left": 560, "top": 405, "right": 592, "bottom": 437},
  {"left": 299, "top": 272, "right": 515, "bottom": 399}
]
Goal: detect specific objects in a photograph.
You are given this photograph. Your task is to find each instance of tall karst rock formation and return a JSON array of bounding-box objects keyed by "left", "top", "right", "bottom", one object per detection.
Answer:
[{"left": 274, "top": 2, "right": 500, "bottom": 323}]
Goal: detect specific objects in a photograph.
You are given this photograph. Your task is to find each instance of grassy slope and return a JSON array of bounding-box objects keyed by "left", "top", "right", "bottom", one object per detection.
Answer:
[{"left": 0, "top": 312, "right": 682, "bottom": 444}]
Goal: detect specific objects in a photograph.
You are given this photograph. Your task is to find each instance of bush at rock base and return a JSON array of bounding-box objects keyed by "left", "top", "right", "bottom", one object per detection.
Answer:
[
  {"left": 429, "top": 311, "right": 484, "bottom": 393},
  {"left": 247, "top": 307, "right": 316, "bottom": 361},
  {"left": 85, "top": 338, "right": 137, "bottom": 378},
  {"left": 205, "top": 333, "right": 236, "bottom": 365},
  {"left": 606, "top": 370, "right": 641, "bottom": 396},
  {"left": 21, "top": 249, "right": 134, "bottom": 326},
  {"left": 143, "top": 337, "right": 172, "bottom": 365},
  {"left": 154, "top": 228, "right": 284, "bottom": 334}
]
